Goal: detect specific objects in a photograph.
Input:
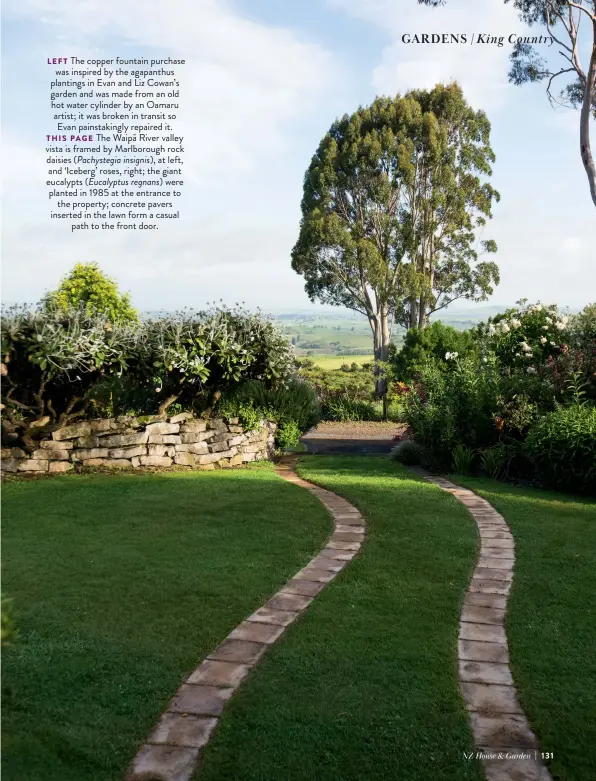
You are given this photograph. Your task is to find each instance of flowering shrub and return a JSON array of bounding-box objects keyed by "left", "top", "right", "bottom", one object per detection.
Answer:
[{"left": 392, "top": 321, "right": 478, "bottom": 381}]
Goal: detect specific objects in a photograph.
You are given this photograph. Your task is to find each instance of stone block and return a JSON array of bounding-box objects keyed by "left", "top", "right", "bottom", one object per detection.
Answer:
[
  {"left": 208, "top": 638, "right": 268, "bottom": 665},
  {"left": 32, "top": 448, "right": 69, "bottom": 461},
  {"left": 195, "top": 453, "right": 221, "bottom": 465},
  {"left": 174, "top": 452, "right": 197, "bottom": 466},
  {"left": 18, "top": 459, "right": 49, "bottom": 472},
  {"left": 131, "top": 457, "right": 141, "bottom": 468},
  {"left": 460, "top": 682, "right": 522, "bottom": 715},
  {"left": 228, "top": 425, "right": 243, "bottom": 433},
  {"left": 148, "top": 444, "right": 176, "bottom": 457},
  {"left": 170, "top": 684, "right": 233, "bottom": 716},
  {"left": 180, "top": 431, "right": 211, "bottom": 444},
  {"left": 169, "top": 412, "right": 194, "bottom": 424},
  {"left": 82, "top": 458, "right": 109, "bottom": 466},
  {"left": 100, "top": 431, "right": 149, "bottom": 448},
  {"left": 145, "top": 421, "right": 180, "bottom": 435},
  {"left": 187, "top": 442, "right": 209, "bottom": 455},
  {"left": 148, "top": 713, "right": 217, "bottom": 749},
  {"left": 226, "top": 417, "right": 239, "bottom": 425},
  {"left": 211, "top": 432, "right": 232, "bottom": 443},
  {"left": 247, "top": 607, "right": 298, "bottom": 627},
  {"left": 74, "top": 436, "right": 101, "bottom": 448},
  {"left": 148, "top": 434, "right": 182, "bottom": 445},
  {"left": 228, "top": 435, "right": 247, "bottom": 446},
  {"left": 73, "top": 448, "right": 112, "bottom": 461},
  {"left": 104, "top": 459, "right": 133, "bottom": 469},
  {"left": 139, "top": 455, "right": 173, "bottom": 467},
  {"left": 209, "top": 441, "right": 235, "bottom": 453},
  {"left": 126, "top": 743, "right": 200, "bottom": 781},
  {"left": 52, "top": 421, "right": 92, "bottom": 440},
  {"left": 40, "top": 440, "right": 73, "bottom": 450},
  {"left": 1, "top": 458, "right": 20, "bottom": 472},
  {"left": 206, "top": 418, "right": 228, "bottom": 431},
  {"left": 227, "top": 621, "right": 285, "bottom": 644},
  {"left": 180, "top": 420, "right": 208, "bottom": 433},
  {"left": 109, "top": 446, "right": 147, "bottom": 459},
  {"left": 228, "top": 454, "right": 243, "bottom": 466},
  {"left": 89, "top": 419, "right": 120, "bottom": 433},
  {"left": 242, "top": 452, "right": 257, "bottom": 462},
  {"left": 459, "top": 660, "right": 513, "bottom": 686},
  {"left": 188, "top": 660, "right": 250, "bottom": 687},
  {"left": 458, "top": 639, "right": 509, "bottom": 664}
]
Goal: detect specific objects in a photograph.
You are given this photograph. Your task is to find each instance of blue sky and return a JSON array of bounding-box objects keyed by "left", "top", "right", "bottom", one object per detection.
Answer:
[{"left": 1, "top": 0, "right": 594, "bottom": 313}]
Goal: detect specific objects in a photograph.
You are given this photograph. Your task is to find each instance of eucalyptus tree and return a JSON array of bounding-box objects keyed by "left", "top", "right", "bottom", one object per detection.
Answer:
[
  {"left": 291, "top": 82, "right": 500, "bottom": 402},
  {"left": 420, "top": 0, "right": 596, "bottom": 207}
]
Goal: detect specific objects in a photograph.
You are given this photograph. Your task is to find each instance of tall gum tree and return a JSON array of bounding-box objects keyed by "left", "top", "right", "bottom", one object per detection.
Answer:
[
  {"left": 420, "top": 0, "right": 596, "bottom": 208},
  {"left": 291, "top": 82, "right": 500, "bottom": 398}
]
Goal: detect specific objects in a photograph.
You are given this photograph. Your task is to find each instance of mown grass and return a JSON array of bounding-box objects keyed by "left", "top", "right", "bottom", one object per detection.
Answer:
[
  {"left": 311, "top": 354, "right": 371, "bottom": 370},
  {"left": 1, "top": 465, "right": 330, "bottom": 781},
  {"left": 455, "top": 477, "right": 596, "bottom": 781},
  {"left": 197, "top": 456, "right": 484, "bottom": 781}
]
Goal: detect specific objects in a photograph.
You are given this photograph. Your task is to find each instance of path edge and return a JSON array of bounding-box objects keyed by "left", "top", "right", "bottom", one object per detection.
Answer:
[
  {"left": 125, "top": 455, "right": 367, "bottom": 781},
  {"left": 410, "top": 468, "right": 553, "bottom": 781}
]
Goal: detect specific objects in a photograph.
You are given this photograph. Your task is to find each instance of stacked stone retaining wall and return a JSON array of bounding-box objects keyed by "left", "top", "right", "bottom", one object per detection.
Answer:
[{"left": 1, "top": 413, "right": 276, "bottom": 474}]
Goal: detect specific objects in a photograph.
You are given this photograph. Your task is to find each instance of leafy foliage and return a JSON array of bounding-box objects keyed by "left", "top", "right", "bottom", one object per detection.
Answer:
[
  {"left": 389, "top": 438, "right": 427, "bottom": 465},
  {"left": 1, "top": 304, "right": 137, "bottom": 448},
  {"left": 392, "top": 321, "right": 478, "bottom": 380},
  {"left": 452, "top": 444, "right": 475, "bottom": 475},
  {"left": 43, "top": 262, "right": 138, "bottom": 324},
  {"left": 218, "top": 378, "right": 320, "bottom": 434},
  {"left": 524, "top": 404, "right": 596, "bottom": 494}
]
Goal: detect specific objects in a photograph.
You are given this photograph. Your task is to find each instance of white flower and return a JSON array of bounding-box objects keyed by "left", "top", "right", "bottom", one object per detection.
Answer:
[
  {"left": 500, "top": 322, "right": 510, "bottom": 333},
  {"left": 550, "top": 341, "right": 556, "bottom": 346},
  {"left": 510, "top": 319, "right": 521, "bottom": 328},
  {"left": 545, "top": 317, "right": 552, "bottom": 324},
  {"left": 561, "top": 315, "right": 569, "bottom": 325},
  {"left": 445, "top": 352, "right": 451, "bottom": 360},
  {"left": 542, "top": 325, "right": 549, "bottom": 330},
  {"left": 515, "top": 352, "right": 521, "bottom": 357},
  {"left": 534, "top": 304, "right": 543, "bottom": 312},
  {"left": 524, "top": 352, "right": 533, "bottom": 358},
  {"left": 156, "top": 387, "right": 162, "bottom": 393},
  {"left": 520, "top": 341, "right": 531, "bottom": 351},
  {"left": 540, "top": 336, "right": 547, "bottom": 344},
  {"left": 452, "top": 351, "right": 458, "bottom": 358},
  {"left": 487, "top": 324, "right": 496, "bottom": 336},
  {"left": 527, "top": 367, "right": 537, "bottom": 374},
  {"left": 555, "top": 322, "right": 566, "bottom": 331},
  {"left": 482, "top": 357, "right": 487, "bottom": 363}
]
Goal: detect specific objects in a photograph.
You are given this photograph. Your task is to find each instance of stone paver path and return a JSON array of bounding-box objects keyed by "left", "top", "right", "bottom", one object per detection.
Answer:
[
  {"left": 125, "top": 455, "right": 366, "bottom": 781},
  {"left": 415, "top": 471, "right": 553, "bottom": 781},
  {"left": 301, "top": 420, "right": 405, "bottom": 455}
]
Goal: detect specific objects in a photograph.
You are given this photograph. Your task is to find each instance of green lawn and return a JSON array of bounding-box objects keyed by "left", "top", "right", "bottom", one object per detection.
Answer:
[
  {"left": 311, "top": 354, "right": 371, "bottom": 370},
  {"left": 197, "top": 456, "right": 484, "bottom": 781},
  {"left": 454, "top": 477, "right": 596, "bottom": 781},
  {"left": 1, "top": 466, "right": 331, "bottom": 781}
]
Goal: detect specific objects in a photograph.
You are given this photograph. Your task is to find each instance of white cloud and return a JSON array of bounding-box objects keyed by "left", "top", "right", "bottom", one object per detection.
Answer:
[{"left": 329, "top": 0, "right": 526, "bottom": 109}]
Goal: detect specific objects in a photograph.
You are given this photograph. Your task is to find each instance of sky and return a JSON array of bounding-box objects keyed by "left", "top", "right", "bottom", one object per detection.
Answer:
[{"left": 1, "top": 0, "right": 594, "bottom": 314}]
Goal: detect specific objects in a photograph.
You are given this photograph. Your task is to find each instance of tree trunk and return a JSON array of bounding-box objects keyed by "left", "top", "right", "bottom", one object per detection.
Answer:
[
  {"left": 581, "top": 24, "right": 596, "bottom": 208},
  {"left": 369, "top": 308, "right": 391, "bottom": 419},
  {"left": 409, "top": 299, "right": 419, "bottom": 331}
]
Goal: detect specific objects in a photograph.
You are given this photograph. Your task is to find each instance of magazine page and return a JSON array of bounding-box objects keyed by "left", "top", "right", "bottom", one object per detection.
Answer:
[{"left": 2, "top": 1, "right": 594, "bottom": 780}]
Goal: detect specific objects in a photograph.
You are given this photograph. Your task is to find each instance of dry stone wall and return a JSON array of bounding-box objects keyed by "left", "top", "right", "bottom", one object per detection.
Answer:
[{"left": 1, "top": 413, "right": 276, "bottom": 475}]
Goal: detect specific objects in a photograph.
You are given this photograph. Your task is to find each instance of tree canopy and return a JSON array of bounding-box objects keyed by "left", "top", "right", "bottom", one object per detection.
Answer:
[
  {"left": 291, "top": 82, "right": 500, "bottom": 387},
  {"left": 43, "top": 262, "right": 138, "bottom": 324}
]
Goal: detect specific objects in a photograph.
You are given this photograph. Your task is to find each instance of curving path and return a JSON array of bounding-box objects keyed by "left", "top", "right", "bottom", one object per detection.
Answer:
[
  {"left": 125, "top": 456, "right": 366, "bottom": 781},
  {"left": 415, "top": 471, "right": 553, "bottom": 781}
]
